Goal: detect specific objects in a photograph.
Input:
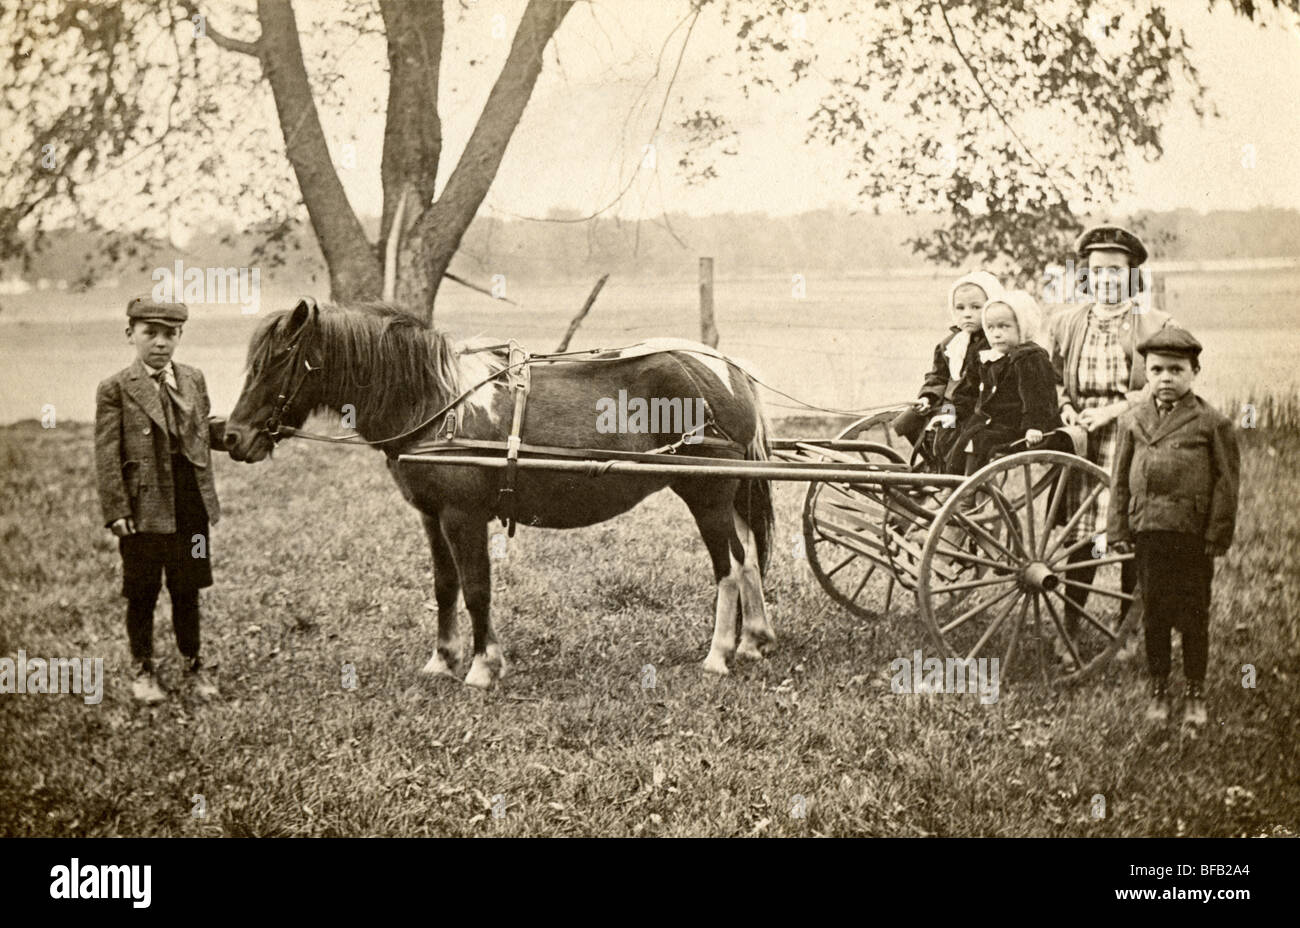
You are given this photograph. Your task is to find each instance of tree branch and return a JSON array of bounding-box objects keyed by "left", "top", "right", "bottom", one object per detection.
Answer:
[
  {"left": 936, "top": 0, "right": 1063, "bottom": 198},
  {"left": 256, "top": 0, "right": 381, "bottom": 300},
  {"left": 180, "top": 1, "right": 263, "bottom": 58}
]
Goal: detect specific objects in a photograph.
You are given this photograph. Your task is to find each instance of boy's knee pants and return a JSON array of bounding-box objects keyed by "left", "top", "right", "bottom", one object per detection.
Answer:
[{"left": 1135, "top": 531, "right": 1213, "bottom": 682}]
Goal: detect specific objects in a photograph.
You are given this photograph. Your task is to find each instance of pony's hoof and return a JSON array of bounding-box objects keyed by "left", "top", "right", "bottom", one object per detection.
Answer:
[
  {"left": 737, "top": 639, "right": 767, "bottom": 661},
  {"left": 702, "top": 653, "right": 731, "bottom": 675},
  {"left": 464, "top": 657, "right": 496, "bottom": 689},
  {"left": 485, "top": 644, "right": 509, "bottom": 679},
  {"left": 420, "top": 652, "right": 460, "bottom": 678}
]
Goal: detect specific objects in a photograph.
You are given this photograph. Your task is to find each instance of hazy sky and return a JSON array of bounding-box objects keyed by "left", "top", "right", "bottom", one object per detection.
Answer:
[{"left": 176, "top": 0, "right": 1300, "bottom": 238}]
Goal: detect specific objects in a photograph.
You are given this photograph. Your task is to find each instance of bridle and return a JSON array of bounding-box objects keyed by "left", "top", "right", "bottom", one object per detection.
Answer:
[{"left": 261, "top": 332, "right": 320, "bottom": 442}]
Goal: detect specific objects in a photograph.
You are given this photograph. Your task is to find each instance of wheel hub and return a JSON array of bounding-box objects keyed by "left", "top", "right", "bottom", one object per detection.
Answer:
[{"left": 1021, "top": 561, "right": 1059, "bottom": 592}]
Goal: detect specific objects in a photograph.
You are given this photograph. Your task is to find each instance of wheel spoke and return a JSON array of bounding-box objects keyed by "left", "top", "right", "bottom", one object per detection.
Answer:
[
  {"left": 1003, "top": 595, "right": 1029, "bottom": 672},
  {"left": 1057, "top": 577, "right": 1136, "bottom": 604},
  {"left": 939, "top": 584, "right": 1020, "bottom": 636},
  {"left": 1042, "top": 481, "right": 1104, "bottom": 561},
  {"left": 948, "top": 506, "right": 1021, "bottom": 564},
  {"left": 932, "top": 572, "right": 1019, "bottom": 595},
  {"left": 1038, "top": 466, "right": 1068, "bottom": 558},
  {"left": 849, "top": 562, "right": 877, "bottom": 602},
  {"left": 1047, "top": 587, "right": 1120, "bottom": 641},
  {"left": 929, "top": 542, "right": 1012, "bottom": 572},
  {"left": 825, "top": 551, "right": 858, "bottom": 578},
  {"left": 1021, "top": 463, "right": 1038, "bottom": 554},
  {"left": 965, "top": 589, "right": 1023, "bottom": 661},
  {"left": 1041, "top": 592, "right": 1084, "bottom": 671},
  {"left": 987, "top": 485, "right": 1029, "bottom": 559},
  {"left": 882, "top": 575, "right": 895, "bottom": 614},
  {"left": 1054, "top": 553, "right": 1130, "bottom": 572},
  {"left": 1050, "top": 532, "right": 1098, "bottom": 564}
]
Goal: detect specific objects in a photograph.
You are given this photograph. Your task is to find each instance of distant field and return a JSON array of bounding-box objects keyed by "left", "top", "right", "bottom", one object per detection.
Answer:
[{"left": 2, "top": 268, "right": 1298, "bottom": 424}]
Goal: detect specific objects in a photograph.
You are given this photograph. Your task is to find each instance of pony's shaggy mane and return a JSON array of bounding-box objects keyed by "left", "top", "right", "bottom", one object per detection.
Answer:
[{"left": 247, "top": 301, "right": 461, "bottom": 442}]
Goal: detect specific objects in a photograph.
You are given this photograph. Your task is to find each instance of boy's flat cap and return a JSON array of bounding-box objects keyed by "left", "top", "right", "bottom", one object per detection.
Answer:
[
  {"left": 126, "top": 296, "right": 189, "bottom": 325},
  {"left": 1138, "top": 326, "right": 1202, "bottom": 358},
  {"left": 1075, "top": 224, "right": 1148, "bottom": 266}
]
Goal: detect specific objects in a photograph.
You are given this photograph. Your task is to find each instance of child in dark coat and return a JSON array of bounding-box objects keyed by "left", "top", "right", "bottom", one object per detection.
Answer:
[
  {"left": 947, "top": 290, "right": 1066, "bottom": 473},
  {"left": 1108, "top": 327, "right": 1239, "bottom": 731},
  {"left": 892, "top": 270, "right": 1003, "bottom": 470},
  {"left": 95, "top": 297, "right": 227, "bottom": 704}
]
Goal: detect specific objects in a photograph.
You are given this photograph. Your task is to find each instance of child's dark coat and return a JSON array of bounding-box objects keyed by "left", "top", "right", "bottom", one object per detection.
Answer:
[
  {"left": 1107, "top": 391, "right": 1239, "bottom": 550},
  {"left": 947, "top": 342, "right": 1061, "bottom": 469}
]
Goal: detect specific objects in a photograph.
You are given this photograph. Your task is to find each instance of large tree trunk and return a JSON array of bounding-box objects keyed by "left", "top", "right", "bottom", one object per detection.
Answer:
[
  {"left": 394, "top": 0, "right": 574, "bottom": 320},
  {"left": 378, "top": 0, "right": 443, "bottom": 279},
  {"left": 258, "top": 0, "right": 381, "bottom": 302}
]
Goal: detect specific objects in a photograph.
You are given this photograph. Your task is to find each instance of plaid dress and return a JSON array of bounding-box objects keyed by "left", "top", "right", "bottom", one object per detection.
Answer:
[{"left": 1064, "top": 309, "right": 1131, "bottom": 542}]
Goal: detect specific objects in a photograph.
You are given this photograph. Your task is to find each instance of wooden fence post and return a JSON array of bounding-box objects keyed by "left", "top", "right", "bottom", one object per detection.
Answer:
[
  {"left": 699, "top": 257, "right": 719, "bottom": 348},
  {"left": 1149, "top": 270, "right": 1166, "bottom": 313}
]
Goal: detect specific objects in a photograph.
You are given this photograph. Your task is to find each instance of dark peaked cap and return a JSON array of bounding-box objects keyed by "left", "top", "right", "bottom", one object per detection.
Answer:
[
  {"left": 1137, "top": 326, "right": 1202, "bottom": 359},
  {"left": 1074, "top": 224, "right": 1149, "bottom": 266},
  {"left": 126, "top": 296, "right": 189, "bottom": 325}
]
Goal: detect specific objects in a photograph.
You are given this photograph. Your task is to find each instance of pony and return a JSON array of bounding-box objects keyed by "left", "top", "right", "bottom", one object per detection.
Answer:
[{"left": 223, "top": 298, "right": 776, "bottom": 688}]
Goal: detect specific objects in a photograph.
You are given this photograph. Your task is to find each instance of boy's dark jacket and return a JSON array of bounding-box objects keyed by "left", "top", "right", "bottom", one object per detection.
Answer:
[
  {"left": 948, "top": 342, "right": 1061, "bottom": 465},
  {"left": 1107, "top": 391, "right": 1239, "bottom": 549},
  {"left": 918, "top": 327, "right": 988, "bottom": 418},
  {"left": 95, "top": 359, "right": 224, "bottom": 532}
]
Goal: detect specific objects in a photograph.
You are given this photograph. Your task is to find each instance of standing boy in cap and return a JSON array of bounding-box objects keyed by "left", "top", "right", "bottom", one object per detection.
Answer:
[
  {"left": 95, "top": 297, "right": 227, "bottom": 704},
  {"left": 1107, "top": 327, "right": 1239, "bottom": 731}
]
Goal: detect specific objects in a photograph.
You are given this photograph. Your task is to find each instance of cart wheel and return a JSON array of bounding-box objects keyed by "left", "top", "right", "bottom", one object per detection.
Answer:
[
  {"left": 834, "top": 406, "right": 911, "bottom": 458},
  {"left": 916, "top": 451, "right": 1141, "bottom": 687},
  {"left": 802, "top": 442, "right": 913, "bottom": 619}
]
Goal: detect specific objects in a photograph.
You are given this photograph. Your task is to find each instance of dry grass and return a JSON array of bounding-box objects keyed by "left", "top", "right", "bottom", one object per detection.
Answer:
[{"left": 1, "top": 412, "right": 1297, "bottom": 837}]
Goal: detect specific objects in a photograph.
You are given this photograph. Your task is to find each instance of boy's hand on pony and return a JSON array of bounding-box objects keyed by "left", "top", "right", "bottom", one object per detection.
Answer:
[{"left": 913, "top": 398, "right": 932, "bottom": 413}]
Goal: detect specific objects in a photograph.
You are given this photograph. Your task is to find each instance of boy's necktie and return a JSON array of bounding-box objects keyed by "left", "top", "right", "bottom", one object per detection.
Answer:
[{"left": 153, "top": 369, "right": 179, "bottom": 446}]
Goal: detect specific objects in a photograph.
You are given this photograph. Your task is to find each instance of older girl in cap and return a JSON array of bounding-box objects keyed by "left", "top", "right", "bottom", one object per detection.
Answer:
[
  {"left": 1045, "top": 225, "right": 1177, "bottom": 632},
  {"left": 892, "top": 270, "right": 1005, "bottom": 471},
  {"left": 946, "top": 290, "right": 1064, "bottom": 473}
]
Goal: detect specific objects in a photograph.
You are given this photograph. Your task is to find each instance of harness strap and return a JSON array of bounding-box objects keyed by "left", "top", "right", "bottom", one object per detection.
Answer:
[
  {"left": 498, "top": 341, "right": 531, "bottom": 536},
  {"left": 406, "top": 435, "right": 750, "bottom": 464}
]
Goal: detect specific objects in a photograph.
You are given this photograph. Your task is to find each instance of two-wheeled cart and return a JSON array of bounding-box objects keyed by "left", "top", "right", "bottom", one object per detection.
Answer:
[{"left": 400, "top": 402, "right": 1138, "bottom": 687}]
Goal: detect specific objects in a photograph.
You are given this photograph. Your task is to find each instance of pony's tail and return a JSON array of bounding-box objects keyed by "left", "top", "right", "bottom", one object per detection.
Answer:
[{"left": 739, "top": 384, "right": 775, "bottom": 577}]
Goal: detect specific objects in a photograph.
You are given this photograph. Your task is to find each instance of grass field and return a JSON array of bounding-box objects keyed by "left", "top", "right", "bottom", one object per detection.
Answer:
[{"left": 1, "top": 412, "right": 1297, "bottom": 837}]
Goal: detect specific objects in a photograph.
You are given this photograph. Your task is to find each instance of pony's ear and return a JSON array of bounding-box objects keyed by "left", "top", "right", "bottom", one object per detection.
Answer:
[{"left": 287, "top": 297, "right": 318, "bottom": 335}]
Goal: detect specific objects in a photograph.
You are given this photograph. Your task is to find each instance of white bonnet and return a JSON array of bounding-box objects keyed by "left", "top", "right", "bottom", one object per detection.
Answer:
[
  {"left": 948, "top": 270, "right": 1006, "bottom": 322},
  {"left": 981, "top": 289, "right": 1046, "bottom": 347}
]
